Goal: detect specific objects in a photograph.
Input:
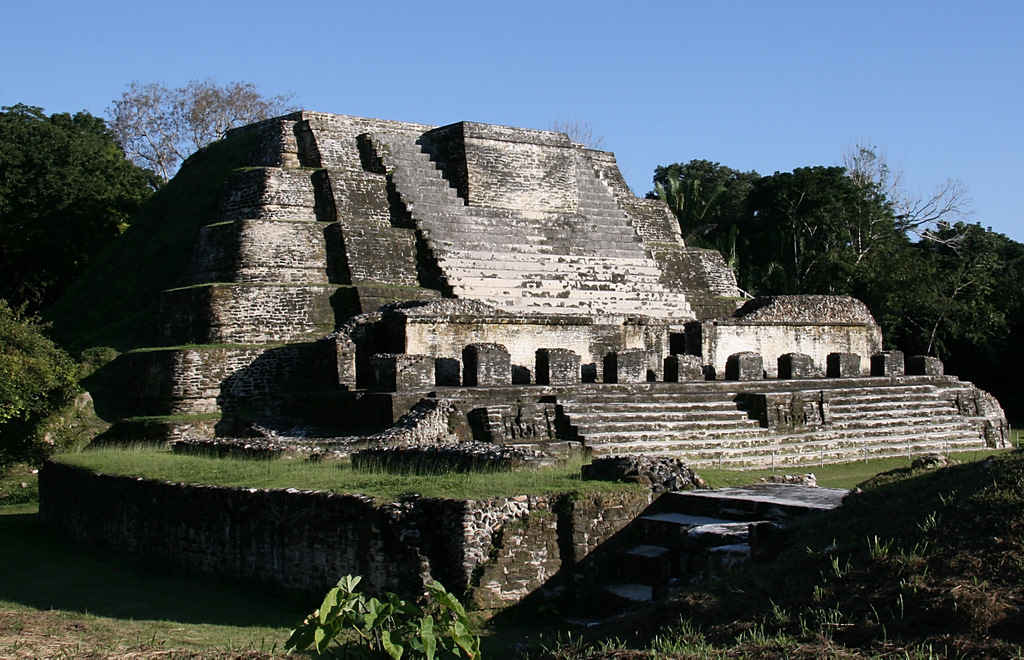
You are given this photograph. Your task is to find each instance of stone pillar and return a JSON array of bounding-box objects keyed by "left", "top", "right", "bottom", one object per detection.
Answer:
[
  {"left": 907, "top": 355, "right": 944, "bottom": 375},
  {"left": 536, "top": 349, "right": 581, "bottom": 385},
  {"left": 827, "top": 353, "right": 861, "bottom": 378},
  {"left": 369, "top": 354, "right": 435, "bottom": 392},
  {"left": 603, "top": 349, "right": 647, "bottom": 383},
  {"left": 778, "top": 353, "right": 814, "bottom": 379},
  {"left": 726, "top": 352, "right": 763, "bottom": 381},
  {"left": 664, "top": 354, "right": 704, "bottom": 382},
  {"left": 322, "top": 333, "right": 357, "bottom": 388},
  {"left": 463, "top": 343, "right": 511, "bottom": 386},
  {"left": 434, "top": 357, "right": 461, "bottom": 386},
  {"left": 871, "top": 351, "right": 905, "bottom": 377}
]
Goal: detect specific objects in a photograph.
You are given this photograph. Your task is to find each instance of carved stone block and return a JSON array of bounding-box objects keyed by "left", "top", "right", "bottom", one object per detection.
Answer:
[
  {"left": 906, "top": 355, "right": 944, "bottom": 375},
  {"left": 726, "top": 351, "right": 763, "bottom": 381},
  {"left": 664, "top": 354, "right": 704, "bottom": 382},
  {"left": 871, "top": 350, "right": 905, "bottom": 377},
  {"left": 778, "top": 353, "right": 814, "bottom": 379},
  {"left": 827, "top": 352, "right": 861, "bottom": 378},
  {"left": 462, "top": 343, "right": 511, "bottom": 386},
  {"left": 536, "top": 348, "right": 581, "bottom": 385},
  {"left": 369, "top": 353, "right": 435, "bottom": 392},
  {"left": 603, "top": 348, "right": 647, "bottom": 383}
]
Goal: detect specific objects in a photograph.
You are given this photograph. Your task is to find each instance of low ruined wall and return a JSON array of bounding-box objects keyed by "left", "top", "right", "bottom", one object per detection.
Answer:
[
  {"left": 402, "top": 316, "right": 658, "bottom": 383},
  {"left": 39, "top": 461, "right": 650, "bottom": 608},
  {"left": 693, "top": 320, "right": 883, "bottom": 379}
]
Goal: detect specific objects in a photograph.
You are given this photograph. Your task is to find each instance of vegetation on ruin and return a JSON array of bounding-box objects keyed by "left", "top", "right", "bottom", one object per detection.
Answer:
[
  {"left": 54, "top": 448, "right": 643, "bottom": 502},
  {"left": 0, "top": 104, "right": 159, "bottom": 315},
  {"left": 534, "top": 447, "right": 1024, "bottom": 659}
]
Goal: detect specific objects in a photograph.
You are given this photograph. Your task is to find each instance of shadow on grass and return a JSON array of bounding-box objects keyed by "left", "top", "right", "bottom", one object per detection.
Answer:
[{"left": 0, "top": 508, "right": 303, "bottom": 628}]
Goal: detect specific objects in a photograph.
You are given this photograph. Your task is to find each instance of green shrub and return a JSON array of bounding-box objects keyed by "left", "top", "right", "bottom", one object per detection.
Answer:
[
  {"left": 0, "top": 301, "right": 78, "bottom": 467},
  {"left": 286, "top": 574, "right": 482, "bottom": 659}
]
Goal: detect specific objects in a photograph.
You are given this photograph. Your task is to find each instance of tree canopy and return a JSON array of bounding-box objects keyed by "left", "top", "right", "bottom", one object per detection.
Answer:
[
  {"left": 108, "top": 79, "right": 296, "bottom": 180},
  {"left": 651, "top": 154, "right": 1024, "bottom": 417},
  {"left": 0, "top": 104, "right": 159, "bottom": 314}
]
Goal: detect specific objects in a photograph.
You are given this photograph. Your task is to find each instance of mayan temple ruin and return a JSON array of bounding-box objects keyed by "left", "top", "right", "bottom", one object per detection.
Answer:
[{"left": 115, "top": 111, "right": 1009, "bottom": 466}]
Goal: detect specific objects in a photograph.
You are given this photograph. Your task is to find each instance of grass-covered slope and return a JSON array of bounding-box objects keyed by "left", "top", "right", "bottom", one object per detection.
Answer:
[
  {"left": 44, "top": 132, "right": 258, "bottom": 353},
  {"left": 553, "top": 449, "right": 1024, "bottom": 658}
]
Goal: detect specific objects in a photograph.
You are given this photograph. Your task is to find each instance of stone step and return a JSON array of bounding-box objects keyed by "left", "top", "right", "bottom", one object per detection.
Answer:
[
  {"left": 565, "top": 400, "right": 747, "bottom": 413},
  {"left": 430, "top": 239, "right": 648, "bottom": 259},
  {"left": 573, "top": 418, "right": 764, "bottom": 434},
  {"left": 613, "top": 544, "right": 673, "bottom": 585},
  {"left": 436, "top": 255, "right": 666, "bottom": 277},
  {"left": 567, "top": 410, "right": 757, "bottom": 424},
  {"left": 443, "top": 274, "right": 668, "bottom": 293}
]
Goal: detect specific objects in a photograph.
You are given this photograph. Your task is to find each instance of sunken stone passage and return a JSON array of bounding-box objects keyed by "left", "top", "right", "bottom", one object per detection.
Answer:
[{"left": 97, "top": 110, "right": 1009, "bottom": 466}]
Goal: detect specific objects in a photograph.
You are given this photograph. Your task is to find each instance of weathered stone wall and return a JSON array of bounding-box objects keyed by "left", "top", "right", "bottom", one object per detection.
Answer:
[
  {"left": 190, "top": 219, "right": 330, "bottom": 285},
  {"left": 399, "top": 314, "right": 656, "bottom": 384},
  {"left": 692, "top": 320, "right": 882, "bottom": 379},
  {"left": 159, "top": 284, "right": 340, "bottom": 345},
  {"left": 459, "top": 122, "right": 579, "bottom": 213},
  {"left": 121, "top": 345, "right": 315, "bottom": 415},
  {"left": 690, "top": 297, "right": 884, "bottom": 378},
  {"left": 39, "top": 461, "right": 650, "bottom": 608}
]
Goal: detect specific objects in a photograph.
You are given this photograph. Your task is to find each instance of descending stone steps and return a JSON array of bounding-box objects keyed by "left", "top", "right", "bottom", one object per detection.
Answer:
[
  {"left": 594, "top": 484, "right": 846, "bottom": 609},
  {"left": 557, "top": 380, "right": 992, "bottom": 466}
]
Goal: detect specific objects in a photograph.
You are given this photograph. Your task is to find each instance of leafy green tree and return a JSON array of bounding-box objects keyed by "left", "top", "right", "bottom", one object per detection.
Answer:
[
  {"left": 0, "top": 301, "right": 78, "bottom": 467},
  {"left": 650, "top": 159, "right": 759, "bottom": 244},
  {"left": 0, "top": 104, "right": 158, "bottom": 313}
]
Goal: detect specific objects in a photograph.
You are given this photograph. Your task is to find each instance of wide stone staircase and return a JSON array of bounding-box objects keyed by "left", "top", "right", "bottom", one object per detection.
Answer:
[
  {"left": 555, "top": 377, "right": 997, "bottom": 467},
  {"left": 367, "top": 132, "right": 694, "bottom": 320},
  {"left": 589, "top": 484, "right": 847, "bottom": 610}
]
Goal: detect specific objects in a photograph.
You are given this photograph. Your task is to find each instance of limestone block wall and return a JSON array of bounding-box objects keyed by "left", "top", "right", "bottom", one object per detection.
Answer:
[
  {"left": 190, "top": 219, "right": 331, "bottom": 285},
  {"left": 40, "top": 461, "right": 650, "bottom": 607},
  {"left": 217, "top": 168, "right": 320, "bottom": 222},
  {"left": 121, "top": 345, "right": 314, "bottom": 415},
  {"left": 459, "top": 122, "right": 579, "bottom": 213},
  {"left": 400, "top": 315, "right": 659, "bottom": 383},
  {"left": 160, "top": 284, "right": 340, "bottom": 345},
  {"left": 691, "top": 320, "right": 883, "bottom": 379}
]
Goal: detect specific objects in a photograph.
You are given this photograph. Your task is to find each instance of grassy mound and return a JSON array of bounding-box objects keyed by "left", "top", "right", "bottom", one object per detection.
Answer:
[
  {"left": 44, "top": 132, "right": 258, "bottom": 353},
  {"left": 548, "top": 449, "right": 1024, "bottom": 658}
]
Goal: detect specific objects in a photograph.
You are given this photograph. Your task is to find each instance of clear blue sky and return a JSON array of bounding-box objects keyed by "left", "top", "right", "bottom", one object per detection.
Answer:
[{"left": 4, "top": 0, "right": 1022, "bottom": 241}]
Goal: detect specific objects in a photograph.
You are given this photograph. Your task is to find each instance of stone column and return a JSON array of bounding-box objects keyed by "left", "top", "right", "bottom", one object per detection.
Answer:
[
  {"left": 907, "top": 355, "right": 944, "bottom": 375},
  {"left": 871, "top": 350, "right": 905, "bottom": 377},
  {"left": 463, "top": 343, "right": 512, "bottom": 386},
  {"left": 603, "top": 349, "right": 647, "bottom": 383},
  {"left": 664, "top": 354, "right": 704, "bottom": 382},
  {"left": 369, "top": 354, "right": 435, "bottom": 392},
  {"left": 536, "top": 349, "right": 581, "bottom": 385},
  {"left": 778, "top": 353, "right": 814, "bottom": 379},
  {"left": 827, "top": 353, "right": 861, "bottom": 378},
  {"left": 726, "top": 352, "right": 763, "bottom": 381}
]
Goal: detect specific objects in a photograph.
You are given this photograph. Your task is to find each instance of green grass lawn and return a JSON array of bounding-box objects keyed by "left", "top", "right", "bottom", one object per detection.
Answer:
[
  {"left": 55, "top": 447, "right": 641, "bottom": 502},
  {"left": 0, "top": 503, "right": 297, "bottom": 657}
]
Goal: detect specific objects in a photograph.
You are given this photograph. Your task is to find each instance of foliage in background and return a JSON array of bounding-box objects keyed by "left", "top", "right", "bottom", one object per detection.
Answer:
[
  {"left": 0, "top": 104, "right": 159, "bottom": 314},
  {"left": 286, "top": 574, "right": 481, "bottom": 659},
  {"left": 650, "top": 153, "right": 1024, "bottom": 418},
  {"left": 108, "top": 79, "right": 295, "bottom": 181},
  {"left": 45, "top": 130, "right": 259, "bottom": 352},
  {"left": 0, "top": 301, "right": 79, "bottom": 468}
]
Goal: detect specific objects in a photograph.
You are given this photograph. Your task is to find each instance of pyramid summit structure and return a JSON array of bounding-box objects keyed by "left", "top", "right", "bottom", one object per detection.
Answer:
[{"left": 105, "top": 111, "right": 1007, "bottom": 465}]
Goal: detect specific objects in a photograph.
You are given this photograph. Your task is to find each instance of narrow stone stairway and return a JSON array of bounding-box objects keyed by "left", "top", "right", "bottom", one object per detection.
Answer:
[{"left": 592, "top": 484, "right": 847, "bottom": 610}]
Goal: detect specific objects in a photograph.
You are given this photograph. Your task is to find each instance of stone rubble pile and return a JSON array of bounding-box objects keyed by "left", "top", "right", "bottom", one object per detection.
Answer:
[
  {"left": 581, "top": 455, "right": 706, "bottom": 492},
  {"left": 352, "top": 441, "right": 560, "bottom": 472}
]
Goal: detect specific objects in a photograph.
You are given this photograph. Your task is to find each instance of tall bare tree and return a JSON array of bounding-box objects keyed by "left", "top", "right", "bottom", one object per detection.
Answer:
[{"left": 108, "top": 79, "right": 296, "bottom": 180}]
